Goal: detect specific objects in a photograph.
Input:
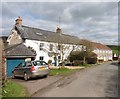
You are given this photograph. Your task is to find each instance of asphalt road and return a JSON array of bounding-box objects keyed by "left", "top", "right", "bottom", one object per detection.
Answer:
[{"left": 33, "top": 62, "right": 118, "bottom": 97}]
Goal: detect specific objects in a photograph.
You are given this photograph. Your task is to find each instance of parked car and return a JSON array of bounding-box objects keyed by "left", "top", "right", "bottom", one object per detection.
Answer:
[{"left": 12, "top": 60, "right": 50, "bottom": 81}]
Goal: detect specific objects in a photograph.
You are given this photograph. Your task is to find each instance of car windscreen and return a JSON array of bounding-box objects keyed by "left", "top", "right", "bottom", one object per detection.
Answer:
[
  {"left": 32, "top": 61, "right": 48, "bottom": 66},
  {"left": 26, "top": 62, "right": 32, "bottom": 67}
]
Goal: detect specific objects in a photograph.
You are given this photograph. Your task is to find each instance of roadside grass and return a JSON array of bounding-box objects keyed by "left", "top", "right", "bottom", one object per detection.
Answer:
[
  {"left": 49, "top": 67, "right": 81, "bottom": 76},
  {"left": 2, "top": 79, "right": 28, "bottom": 97},
  {"left": 79, "top": 63, "right": 99, "bottom": 67},
  {"left": 0, "top": 85, "right": 2, "bottom": 99},
  {"left": 49, "top": 63, "right": 99, "bottom": 76}
]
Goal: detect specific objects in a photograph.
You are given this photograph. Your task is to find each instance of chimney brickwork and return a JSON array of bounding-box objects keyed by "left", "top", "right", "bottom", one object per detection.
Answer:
[{"left": 15, "top": 16, "right": 22, "bottom": 26}]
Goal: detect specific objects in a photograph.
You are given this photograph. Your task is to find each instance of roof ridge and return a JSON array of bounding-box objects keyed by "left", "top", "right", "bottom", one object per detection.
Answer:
[{"left": 22, "top": 25, "right": 55, "bottom": 33}]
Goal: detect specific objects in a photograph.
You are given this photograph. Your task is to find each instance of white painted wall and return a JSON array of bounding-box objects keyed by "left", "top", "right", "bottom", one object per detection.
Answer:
[
  {"left": 24, "top": 39, "right": 113, "bottom": 65},
  {"left": 93, "top": 48, "right": 112, "bottom": 61},
  {"left": 24, "top": 39, "right": 82, "bottom": 66}
]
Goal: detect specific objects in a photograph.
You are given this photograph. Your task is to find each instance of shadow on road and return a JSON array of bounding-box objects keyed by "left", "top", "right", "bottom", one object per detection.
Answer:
[
  {"left": 12, "top": 76, "right": 47, "bottom": 82},
  {"left": 110, "top": 62, "right": 119, "bottom": 67},
  {"left": 104, "top": 73, "right": 118, "bottom": 97},
  {"left": 105, "top": 62, "right": 119, "bottom": 97}
]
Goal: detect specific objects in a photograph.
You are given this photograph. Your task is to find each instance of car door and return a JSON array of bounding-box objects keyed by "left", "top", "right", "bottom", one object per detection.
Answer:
[
  {"left": 18, "top": 62, "right": 26, "bottom": 77},
  {"left": 14, "top": 63, "right": 22, "bottom": 76}
]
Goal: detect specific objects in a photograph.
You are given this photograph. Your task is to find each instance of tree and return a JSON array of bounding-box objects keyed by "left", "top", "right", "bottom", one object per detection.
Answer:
[{"left": 80, "top": 39, "right": 93, "bottom": 64}]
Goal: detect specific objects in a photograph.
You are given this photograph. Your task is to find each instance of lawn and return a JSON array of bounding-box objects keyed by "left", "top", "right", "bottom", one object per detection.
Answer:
[
  {"left": 2, "top": 80, "right": 28, "bottom": 97},
  {"left": 49, "top": 67, "right": 81, "bottom": 76}
]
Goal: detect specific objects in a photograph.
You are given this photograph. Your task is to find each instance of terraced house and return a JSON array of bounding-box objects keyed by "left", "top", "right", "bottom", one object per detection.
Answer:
[
  {"left": 7, "top": 17, "right": 83, "bottom": 66},
  {"left": 6, "top": 17, "right": 113, "bottom": 67},
  {"left": 81, "top": 39, "right": 113, "bottom": 62}
]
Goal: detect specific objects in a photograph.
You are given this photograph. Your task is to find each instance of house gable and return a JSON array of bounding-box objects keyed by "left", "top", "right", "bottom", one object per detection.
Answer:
[{"left": 7, "top": 29, "right": 23, "bottom": 45}]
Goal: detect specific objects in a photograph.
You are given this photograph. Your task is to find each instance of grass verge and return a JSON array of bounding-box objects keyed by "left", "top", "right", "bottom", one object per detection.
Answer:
[
  {"left": 2, "top": 79, "right": 28, "bottom": 97},
  {"left": 0, "top": 85, "right": 2, "bottom": 99},
  {"left": 49, "top": 67, "right": 81, "bottom": 76}
]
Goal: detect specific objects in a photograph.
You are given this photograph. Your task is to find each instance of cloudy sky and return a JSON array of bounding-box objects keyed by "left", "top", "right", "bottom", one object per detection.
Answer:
[{"left": 1, "top": 0, "right": 118, "bottom": 45}]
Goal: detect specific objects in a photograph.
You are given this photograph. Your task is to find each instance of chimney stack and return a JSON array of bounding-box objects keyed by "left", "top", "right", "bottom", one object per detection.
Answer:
[
  {"left": 15, "top": 16, "right": 22, "bottom": 26},
  {"left": 56, "top": 26, "right": 62, "bottom": 34}
]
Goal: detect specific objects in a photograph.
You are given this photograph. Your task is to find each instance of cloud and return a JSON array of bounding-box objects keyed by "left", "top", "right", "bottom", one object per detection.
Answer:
[
  {"left": 1, "top": 0, "right": 120, "bottom": 2},
  {"left": 1, "top": 2, "right": 118, "bottom": 45}
]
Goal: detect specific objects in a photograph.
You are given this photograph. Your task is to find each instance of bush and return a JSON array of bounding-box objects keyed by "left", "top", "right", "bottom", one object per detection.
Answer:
[
  {"left": 73, "top": 60, "right": 83, "bottom": 66},
  {"left": 69, "top": 51, "right": 83, "bottom": 62},
  {"left": 99, "top": 59, "right": 104, "bottom": 63},
  {"left": 48, "top": 59, "right": 52, "bottom": 64},
  {"left": 87, "top": 58, "right": 97, "bottom": 64},
  {"left": 68, "top": 51, "right": 97, "bottom": 65}
]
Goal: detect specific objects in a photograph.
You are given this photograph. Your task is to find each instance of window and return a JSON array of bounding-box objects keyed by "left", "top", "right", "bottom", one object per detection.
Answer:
[
  {"left": 50, "top": 44, "right": 53, "bottom": 51},
  {"left": 22, "top": 62, "right": 26, "bottom": 67},
  {"left": 58, "top": 44, "right": 61, "bottom": 50},
  {"left": 58, "top": 56, "right": 61, "bottom": 59},
  {"left": 17, "top": 63, "right": 22, "bottom": 68},
  {"left": 32, "top": 61, "right": 47, "bottom": 66},
  {"left": 39, "top": 43, "right": 44, "bottom": 50},
  {"left": 26, "top": 62, "right": 32, "bottom": 67},
  {"left": 39, "top": 56, "right": 44, "bottom": 60}
]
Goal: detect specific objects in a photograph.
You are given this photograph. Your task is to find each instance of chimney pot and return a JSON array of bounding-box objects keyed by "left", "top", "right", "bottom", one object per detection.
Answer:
[
  {"left": 56, "top": 26, "right": 62, "bottom": 33},
  {"left": 15, "top": 16, "right": 22, "bottom": 26}
]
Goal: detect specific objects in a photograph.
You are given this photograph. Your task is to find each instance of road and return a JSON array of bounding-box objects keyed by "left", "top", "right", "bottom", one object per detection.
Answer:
[{"left": 33, "top": 62, "right": 118, "bottom": 97}]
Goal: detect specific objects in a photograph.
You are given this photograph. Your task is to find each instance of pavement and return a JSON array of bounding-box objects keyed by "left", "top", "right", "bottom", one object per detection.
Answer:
[
  {"left": 50, "top": 66, "right": 85, "bottom": 69},
  {"left": 12, "top": 75, "right": 63, "bottom": 97}
]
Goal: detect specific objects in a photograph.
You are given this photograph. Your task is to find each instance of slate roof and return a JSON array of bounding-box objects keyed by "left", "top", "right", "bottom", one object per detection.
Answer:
[
  {"left": 5, "top": 43, "right": 36, "bottom": 58},
  {"left": 15, "top": 25, "right": 81, "bottom": 45}
]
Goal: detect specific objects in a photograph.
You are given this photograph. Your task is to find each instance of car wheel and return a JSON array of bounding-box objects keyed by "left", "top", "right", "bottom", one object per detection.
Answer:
[
  {"left": 12, "top": 72, "right": 15, "bottom": 79},
  {"left": 24, "top": 73, "right": 29, "bottom": 81},
  {"left": 43, "top": 75, "right": 48, "bottom": 78}
]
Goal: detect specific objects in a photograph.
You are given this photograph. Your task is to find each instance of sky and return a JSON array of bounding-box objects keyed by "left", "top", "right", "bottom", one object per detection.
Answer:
[{"left": 0, "top": 0, "right": 119, "bottom": 45}]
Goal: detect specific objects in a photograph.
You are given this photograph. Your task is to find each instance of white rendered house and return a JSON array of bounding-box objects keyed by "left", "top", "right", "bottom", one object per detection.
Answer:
[
  {"left": 7, "top": 17, "right": 113, "bottom": 65},
  {"left": 7, "top": 17, "right": 82, "bottom": 66},
  {"left": 81, "top": 39, "right": 113, "bottom": 61}
]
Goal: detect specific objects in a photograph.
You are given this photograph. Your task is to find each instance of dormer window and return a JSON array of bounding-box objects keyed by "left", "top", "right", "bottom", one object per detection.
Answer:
[{"left": 39, "top": 43, "right": 44, "bottom": 50}]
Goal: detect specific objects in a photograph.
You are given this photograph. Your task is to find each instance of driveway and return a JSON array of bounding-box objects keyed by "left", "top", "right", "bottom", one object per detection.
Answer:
[{"left": 12, "top": 76, "right": 63, "bottom": 96}]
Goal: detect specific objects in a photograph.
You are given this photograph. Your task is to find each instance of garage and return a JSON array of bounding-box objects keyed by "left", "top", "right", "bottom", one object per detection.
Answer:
[
  {"left": 5, "top": 43, "right": 36, "bottom": 77},
  {"left": 6, "top": 58, "right": 25, "bottom": 76}
]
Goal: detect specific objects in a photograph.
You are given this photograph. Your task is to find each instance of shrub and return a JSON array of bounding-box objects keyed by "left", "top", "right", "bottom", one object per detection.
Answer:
[
  {"left": 69, "top": 51, "right": 83, "bottom": 62},
  {"left": 98, "top": 59, "right": 104, "bottom": 63},
  {"left": 87, "top": 58, "right": 97, "bottom": 64},
  {"left": 73, "top": 60, "right": 83, "bottom": 66},
  {"left": 48, "top": 59, "right": 52, "bottom": 64},
  {"left": 68, "top": 51, "right": 97, "bottom": 65}
]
